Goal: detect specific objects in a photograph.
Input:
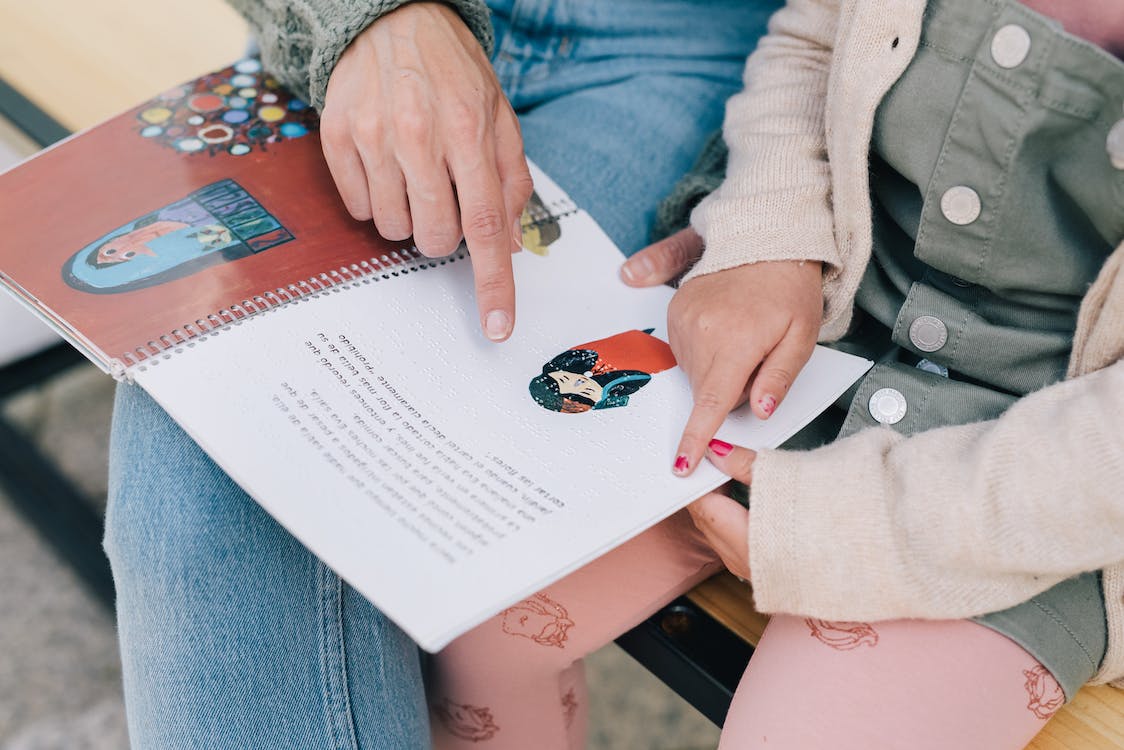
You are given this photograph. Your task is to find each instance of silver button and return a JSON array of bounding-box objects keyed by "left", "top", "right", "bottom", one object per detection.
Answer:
[
  {"left": 909, "top": 315, "right": 948, "bottom": 353},
  {"left": 869, "top": 388, "right": 907, "bottom": 425},
  {"left": 991, "top": 24, "right": 1031, "bottom": 69},
  {"left": 940, "top": 185, "right": 982, "bottom": 225},
  {"left": 916, "top": 359, "right": 949, "bottom": 378},
  {"left": 1108, "top": 119, "right": 1124, "bottom": 170}
]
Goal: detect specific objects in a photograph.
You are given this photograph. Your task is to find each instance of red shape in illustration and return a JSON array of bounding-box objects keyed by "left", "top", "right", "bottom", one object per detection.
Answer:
[
  {"left": 804, "top": 618, "right": 880, "bottom": 650},
  {"left": 188, "top": 94, "right": 224, "bottom": 113}
]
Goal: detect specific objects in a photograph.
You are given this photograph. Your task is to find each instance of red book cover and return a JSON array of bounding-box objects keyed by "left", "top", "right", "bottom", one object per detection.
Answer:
[{"left": 0, "top": 59, "right": 411, "bottom": 370}]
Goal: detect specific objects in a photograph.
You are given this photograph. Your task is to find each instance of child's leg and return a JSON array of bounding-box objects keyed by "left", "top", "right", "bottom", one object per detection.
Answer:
[
  {"left": 720, "top": 615, "right": 1066, "bottom": 750},
  {"left": 429, "top": 510, "right": 722, "bottom": 749}
]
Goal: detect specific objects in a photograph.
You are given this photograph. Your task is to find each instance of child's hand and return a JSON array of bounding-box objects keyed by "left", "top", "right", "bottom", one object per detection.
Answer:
[
  {"left": 686, "top": 439, "right": 755, "bottom": 581},
  {"left": 669, "top": 258, "right": 823, "bottom": 476}
]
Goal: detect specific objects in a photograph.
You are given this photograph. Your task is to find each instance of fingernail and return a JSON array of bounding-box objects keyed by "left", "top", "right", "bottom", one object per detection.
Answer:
[
  {"left": 673, "top": 455, "right": 690, "bottom": 474},
  {"left": 511, "top": 218, "right": 523, "bottom": 250},
  {"left": 621, "top": 255, "right": 654, "bottom": 284},
  {"left": 707, "top": 439, "right": 733, "bottom": 457},
  {"left": 759, "top": 395, "right": 777, "bottom": 417},
  {"left": 484, "top": 310, "right": 511, "bottom": 341}
]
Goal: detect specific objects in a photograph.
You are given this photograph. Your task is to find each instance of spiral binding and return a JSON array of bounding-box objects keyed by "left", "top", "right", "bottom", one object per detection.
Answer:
[
  {"left": 118, "top": 246, "right": 466, "bottom": 373},
  {"left": 522, "top": 197, "right": 578, "bottom": 231},
  {"left": 119, "top": 198, "right": 581, "bottom": 375}
]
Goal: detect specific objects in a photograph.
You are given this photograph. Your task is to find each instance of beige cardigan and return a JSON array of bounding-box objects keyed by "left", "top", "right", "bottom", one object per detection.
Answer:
[{"left": 688, "top": 0, "right": 1124, "bottom": 687}]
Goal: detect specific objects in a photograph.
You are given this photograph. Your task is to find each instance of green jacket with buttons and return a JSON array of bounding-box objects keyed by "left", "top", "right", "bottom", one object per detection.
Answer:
[{"left": 680, "top": 0, "right": 1124, "bottom": 689}]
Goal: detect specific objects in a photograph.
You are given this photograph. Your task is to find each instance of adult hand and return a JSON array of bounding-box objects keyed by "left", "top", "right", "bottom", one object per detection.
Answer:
[
  {"left": 686, "top": 438, "right": 754, "bottom": 581},
  {"left": 671, "top": 258, "right": 822, "bottom": 475},
  {"left": 619, "top": 227, "right": 705, "bottom": 287},
  {"left": 321, "top": 2, "right": 533, "bottom": 342}
]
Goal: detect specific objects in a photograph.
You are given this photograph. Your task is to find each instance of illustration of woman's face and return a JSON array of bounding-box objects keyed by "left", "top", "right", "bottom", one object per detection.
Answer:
[
  {"left": 95, "top": 237, "right": 157, "bottom": 265},
  {"left": 547, "top": 371, "right": 603, "bottom": 402}
]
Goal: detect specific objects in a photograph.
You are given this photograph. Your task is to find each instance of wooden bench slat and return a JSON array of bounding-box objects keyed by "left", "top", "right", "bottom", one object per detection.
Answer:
[{"left": 688, "top": 572, "right": 1124, "bottom": 750}]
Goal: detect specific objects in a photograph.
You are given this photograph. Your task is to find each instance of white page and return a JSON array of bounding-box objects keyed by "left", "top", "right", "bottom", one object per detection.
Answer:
[{"left": 133, "top": 165, "right": 871, "bottom": 650}]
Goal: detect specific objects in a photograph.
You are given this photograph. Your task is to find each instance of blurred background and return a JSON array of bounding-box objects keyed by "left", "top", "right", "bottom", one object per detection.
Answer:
[{"left": 0, "top": 1, "right": 718, "bottom": 747}]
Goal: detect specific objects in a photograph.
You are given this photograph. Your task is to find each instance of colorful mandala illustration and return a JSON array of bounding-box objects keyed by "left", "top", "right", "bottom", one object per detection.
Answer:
[{"left": 135, "top": 59, "right": 318, "bottom": 156}]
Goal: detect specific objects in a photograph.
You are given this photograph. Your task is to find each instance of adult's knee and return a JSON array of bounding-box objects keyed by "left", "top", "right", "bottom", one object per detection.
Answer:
[{"left": 103, "top": 384, "right": 284, "bottom": 602}]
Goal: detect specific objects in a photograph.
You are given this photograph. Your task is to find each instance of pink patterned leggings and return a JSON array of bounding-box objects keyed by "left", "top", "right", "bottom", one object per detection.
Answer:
[{"left": 428, "top": 511, "right": 1065, "bottom": 749}]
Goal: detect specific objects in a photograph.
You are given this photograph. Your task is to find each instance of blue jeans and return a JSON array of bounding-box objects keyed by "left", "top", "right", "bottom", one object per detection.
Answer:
[{"left": 104, "top": 2, "right": 779, "bottom": 747}]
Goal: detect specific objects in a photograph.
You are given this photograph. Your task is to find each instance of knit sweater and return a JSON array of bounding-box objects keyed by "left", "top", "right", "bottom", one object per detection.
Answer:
[
  {"left": 686, "top": 0, "right": 1124, "bottom": 688},
  {"left": 226, "top": 0, "right": 493, "bottom": 110}
]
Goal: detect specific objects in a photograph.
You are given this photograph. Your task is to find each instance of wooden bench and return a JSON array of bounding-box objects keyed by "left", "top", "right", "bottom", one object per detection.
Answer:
[{"left": 616, "top": 572, "right": 1124, "bottom": 749}]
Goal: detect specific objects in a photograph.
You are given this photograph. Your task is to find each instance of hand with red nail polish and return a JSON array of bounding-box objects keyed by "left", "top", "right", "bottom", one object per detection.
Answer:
[
  {"left": 668, "top": 260, "right": 823, "bottom": 477},
  {"left": 684, "top": 438, "right": 757, "bottom": 580}
]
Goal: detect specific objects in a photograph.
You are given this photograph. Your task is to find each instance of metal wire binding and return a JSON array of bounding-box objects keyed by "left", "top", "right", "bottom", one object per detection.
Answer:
[
  {"left": 120, "top": 245, "right": 466, "bottom": 368},
  {"left": 118, "top": 198, "right": 579, "bottom": 372}
]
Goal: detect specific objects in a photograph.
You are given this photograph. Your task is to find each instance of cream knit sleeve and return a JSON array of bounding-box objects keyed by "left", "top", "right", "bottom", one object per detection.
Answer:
[
  {"left": 746, "top": 244, "right": 1124, "bottom": 685},
  {"left": 683, "top": 0, "right": 841, "bottom": 285},
  {"left": 747, "top": 358, "right": 1124, "bottom": 672}
]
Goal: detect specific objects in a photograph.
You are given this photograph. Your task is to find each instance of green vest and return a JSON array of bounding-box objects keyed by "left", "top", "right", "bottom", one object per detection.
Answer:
[{"left": 819, "top": 0, "right": 1121, "bottom": 699}]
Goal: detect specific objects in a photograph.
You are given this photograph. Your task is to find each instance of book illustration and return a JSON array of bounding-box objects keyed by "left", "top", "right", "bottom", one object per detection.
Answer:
[
  {"left": 500, "top": 592, "right": 574, "bottom": 648},
  {"left": 520, "top": 190, "right": 562, "bottom": 256},
  {"left": 62, "top": 179, "right": 294, "bottom": 294},
  {"left": 434, "top": 699, "right": 500, "bottom": 741},
  {"left": 137, "top": 58, "right": 318, "bottom": 156},
  {"left": 529, "top": 329, "right": 676, "bottom": 414}
]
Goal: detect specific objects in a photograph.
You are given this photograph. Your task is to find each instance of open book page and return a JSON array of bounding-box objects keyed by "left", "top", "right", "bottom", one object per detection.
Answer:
[
  {"left": 0, "top": 61, "right": 871, "bottom": 650},
  {"left": 133, "top": 164, "right": 870, "bottom": 651}
]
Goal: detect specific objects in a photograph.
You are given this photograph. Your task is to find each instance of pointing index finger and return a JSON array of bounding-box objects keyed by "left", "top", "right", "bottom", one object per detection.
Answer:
[
  {"left": 447, "top": 135, "right": 516, "bottom": 342},
  {"left": 673, "top": 355, "right": 757, "bottom": 477}
]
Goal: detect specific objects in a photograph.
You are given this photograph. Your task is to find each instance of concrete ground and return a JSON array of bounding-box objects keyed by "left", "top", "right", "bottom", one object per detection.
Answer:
[{"left": 0, "top": 130, "right": 718, "bottom": 750}]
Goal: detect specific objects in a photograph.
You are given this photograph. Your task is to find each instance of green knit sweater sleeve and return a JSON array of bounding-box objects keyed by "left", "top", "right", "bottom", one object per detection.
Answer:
[
  {"left": 226, "top": 0, "right": 495, "bottom": 110},
  {"left": 650, "top": 130, "right": 728, "bottom": 243}
]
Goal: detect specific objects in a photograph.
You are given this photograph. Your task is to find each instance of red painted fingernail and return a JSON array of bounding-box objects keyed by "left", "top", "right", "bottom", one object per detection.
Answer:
[
  {"left": 759, "top": 395, "right": 777, "bottom": 417},
  {"left": 673, "top": 455, "right": 689, "bottom": 474},
  {"left": 707, "top": 439, "right": 733, "bottom": 457}
]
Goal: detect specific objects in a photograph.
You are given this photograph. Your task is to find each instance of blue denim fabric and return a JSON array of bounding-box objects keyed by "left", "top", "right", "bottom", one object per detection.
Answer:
[{"left": 104, "top": 2, "right": 779, "bottom": 747}]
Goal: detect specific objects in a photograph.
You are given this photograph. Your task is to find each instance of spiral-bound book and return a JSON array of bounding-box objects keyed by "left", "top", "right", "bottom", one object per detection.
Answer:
[{"left": 0, "top": 61, "right": 872, "bottom": 651}]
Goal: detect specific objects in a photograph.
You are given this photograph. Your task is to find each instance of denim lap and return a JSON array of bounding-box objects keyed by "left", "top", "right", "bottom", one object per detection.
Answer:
[{"left": 105, "top": 384, "right": 431, "bottom": 749}]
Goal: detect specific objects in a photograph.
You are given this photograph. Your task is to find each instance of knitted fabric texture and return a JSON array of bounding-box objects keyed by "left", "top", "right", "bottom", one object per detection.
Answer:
[
  {"left": 227, "top": 0, "right": 494, "bottom": 110},
  {"left": 696, "top": 0, "right": 1124, "bottom": 689}
]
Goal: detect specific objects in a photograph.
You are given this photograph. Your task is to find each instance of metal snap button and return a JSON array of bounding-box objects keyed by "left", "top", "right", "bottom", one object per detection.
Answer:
[
  {"left": 909, "top": 315, "right": 948, "bottom": 353},
  {"left": 991, "top": 24, "right": 1031, "bottom": 69},
  {"left": 868, "top": 388, "right": 907, "bottom": 425},
  {"left": 916, "top": 359, "right": 949, "bottom": 378},
  {"left": 1108, "top": 119, "right": 1124, "bottom": 170},
  {"left": 940, "top": 185, "right": 982, "bottom": 225}
]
